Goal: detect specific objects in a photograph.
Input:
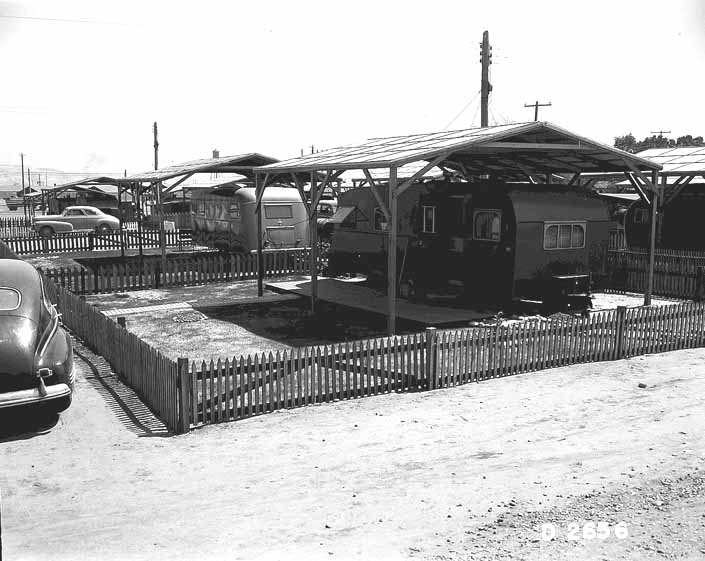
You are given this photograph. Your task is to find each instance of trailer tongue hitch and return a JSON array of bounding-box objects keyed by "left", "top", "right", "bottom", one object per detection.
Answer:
[{"left": 36, "top": 368, "right": 53, "bottom": 397}]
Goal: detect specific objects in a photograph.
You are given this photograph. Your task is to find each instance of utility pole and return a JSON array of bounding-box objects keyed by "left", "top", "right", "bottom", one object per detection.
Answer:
[
  {"left": 524, "top": 100, "right": 552, "bottom": 121},
  {"left": 650, "top": 130, "right": 671, "bottom": 137},
  {"left": 20, "top": 153, "right": 26, "bottom": 219},
  {"left": 153, "top": 121, "right": 167, "bottom": 279},
  {"left": 480, "top": 30, "right": 492, "bottom": 127}
]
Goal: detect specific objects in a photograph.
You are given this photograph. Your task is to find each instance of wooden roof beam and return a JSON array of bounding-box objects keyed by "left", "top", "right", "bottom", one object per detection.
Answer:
[
  {"left": 663, "top": 175, "right": 694, "bottom": 205},
  {"left": 475, "top": 142, "right": 591, "bottom": 150},
  {"left": 396, "top": 154, "right": 448, "bottom": 196},
  {"left": 163, "top": 172, "right": 195, "bottom": 194},
  {"left": 362, "top": 168, "right": 390, "bottom": 222},
  {"left": 254, "top": 173, "right": 271, "bottom": 212},
  {"left": 623, "top": 160, "right": 657, "bottom": 192},
  {"left": 624, "top": 172, "right": 651, "bottom": 206},
  {"left": 289, "top": 172, "right": 310, "bottom": 214}
]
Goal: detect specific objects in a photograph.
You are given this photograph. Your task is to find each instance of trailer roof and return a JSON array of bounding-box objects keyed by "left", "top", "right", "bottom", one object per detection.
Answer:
[{"left": 255, "top": 122, "right": 661, "bottom": 177}]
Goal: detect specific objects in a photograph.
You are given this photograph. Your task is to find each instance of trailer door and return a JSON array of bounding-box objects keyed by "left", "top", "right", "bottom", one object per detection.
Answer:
[{"left": 266, "top": 226, "right": 296, "bottom": 247}]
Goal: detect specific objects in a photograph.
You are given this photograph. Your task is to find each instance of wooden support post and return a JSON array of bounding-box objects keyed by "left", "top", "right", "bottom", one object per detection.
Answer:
[
  {"left": 424, "top": 326, "right": 437, "bottom": 390},
  {"left": 696, "top": 266, "right": 705, "bottom": 302},
  {"left": 118, "top": 183, "right": 125, "bottom": 258},
  {"left": 309, "top": 171, "right": 319, "bottom": 314},
  {"left": 645, "top": 170, "right": 659, "bottom": 306},
  {"left": 255, "top": 173, "right": 264, "bottom": 297},
  {"left": 615, "top": 306, "right": 627, "bottom": 359},
  {"left": 387, "top": 165, "right": 398, "bottom": 335},
  {"left": 177, "top": 357, "right": 190, "bottom": 434}
]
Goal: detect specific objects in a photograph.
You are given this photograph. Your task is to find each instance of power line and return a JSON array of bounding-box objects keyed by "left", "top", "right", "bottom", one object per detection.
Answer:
[
  {"left": 443, "top": 90, "right": 481, "bottom": 131},
  {"left": 469, "top": 101, "right": 481, "bottom": 128}
]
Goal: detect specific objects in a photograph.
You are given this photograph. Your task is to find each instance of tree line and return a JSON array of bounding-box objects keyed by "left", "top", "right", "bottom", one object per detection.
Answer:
[{"left": 614, "top": 133, "right": 704, "bottom": 153}]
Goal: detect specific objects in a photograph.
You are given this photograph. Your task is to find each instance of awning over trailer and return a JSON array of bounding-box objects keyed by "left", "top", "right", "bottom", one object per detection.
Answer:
[
  {"left": 124, "top": 153, "right": 279, "bottom": 183},
  {"left": 46, "top": 176, "right": 123, "bottom": 193},
  {"left": 255, "top": 122, "right": 661, "bottom": 178},
  {"left": 634, "top": 147, "right": 705, "bottom": 176}
]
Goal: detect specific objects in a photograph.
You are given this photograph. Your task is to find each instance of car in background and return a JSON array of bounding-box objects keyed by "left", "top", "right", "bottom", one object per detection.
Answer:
[
  {"left": 0, "top": 259, "right": 74, "bottom": 414},
  {"left": 32, "top": 205, "right": 120, "bottom": 237}
]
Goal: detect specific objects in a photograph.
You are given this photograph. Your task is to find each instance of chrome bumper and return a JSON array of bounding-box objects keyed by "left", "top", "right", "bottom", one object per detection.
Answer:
[{"left": 0, "top": 383, "right": 71, "bottom": 409}]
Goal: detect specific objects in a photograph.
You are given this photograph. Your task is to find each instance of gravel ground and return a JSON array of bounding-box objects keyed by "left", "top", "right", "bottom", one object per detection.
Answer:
[{"left": 2, "top": 342, "right": 703, "bottom": 561}]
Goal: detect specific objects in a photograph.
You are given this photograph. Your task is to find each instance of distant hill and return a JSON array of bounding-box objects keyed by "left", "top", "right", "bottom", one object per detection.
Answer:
[{"left": 0, "top": 164, "right": 116, "bottom": 196}]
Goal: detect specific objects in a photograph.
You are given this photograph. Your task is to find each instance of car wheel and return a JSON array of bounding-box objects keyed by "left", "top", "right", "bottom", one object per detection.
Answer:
[
  {"left": 97, "top": 224, "right": 112, "bottom": 233},
  {"left": 39, "top": 226, "right": 54, "bottom": 238}
]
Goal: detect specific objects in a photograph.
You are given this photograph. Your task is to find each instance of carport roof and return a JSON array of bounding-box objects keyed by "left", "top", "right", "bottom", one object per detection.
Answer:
[
  {"left": 124, "top": 153, "right": 279, "bottom": 183},
  {"left": 255, "top": 121, "right": 661, "bottom": 177},
  {"left": 629, "top": 146, "right": 705, "bottom": 175},
  {"left": 46, "top": 176, "right": 122, "bottom": 192}
]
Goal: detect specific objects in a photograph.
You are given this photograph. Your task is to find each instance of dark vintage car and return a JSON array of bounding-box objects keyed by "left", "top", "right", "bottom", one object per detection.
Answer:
[{"left": 0, "top": 259, "right": 74, "bottom": 413}]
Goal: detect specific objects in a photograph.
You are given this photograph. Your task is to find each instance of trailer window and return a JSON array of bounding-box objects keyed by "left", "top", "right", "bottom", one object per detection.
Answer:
[
  {"left": 373, "top": 208, "right": 388, "bottom": 231},
  {"left": 473, "top": 210, "right": 501, "bottom": 241},
  {"left": 422, "top": 206, "right": 436, "bottom": 233},
  {"left": 543, "top": 222, "right": 586, "bottom": 249},
  {"left": 229, "top": 202, "right": 241, "bottom": 219},
  {"left": 264, "top": 205, "right": 293, "bottom": 219}
]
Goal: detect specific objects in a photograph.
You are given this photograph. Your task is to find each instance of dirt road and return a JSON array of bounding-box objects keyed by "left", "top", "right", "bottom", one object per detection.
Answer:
[{"left": 1, "top": 343, "right": 703, "bottom": 560}]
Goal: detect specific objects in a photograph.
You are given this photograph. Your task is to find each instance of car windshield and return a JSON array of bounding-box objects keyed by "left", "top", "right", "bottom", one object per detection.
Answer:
[{"left": 0, "top": 287, "right": 21, "bottom": 310}]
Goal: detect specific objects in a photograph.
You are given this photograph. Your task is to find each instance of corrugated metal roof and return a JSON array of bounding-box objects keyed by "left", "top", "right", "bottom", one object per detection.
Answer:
[
  {"left": 125, "top": 153, "right": 279, "bottom": 183},
  {"left": 44, "top": 176, "right": 122, "bottom": 193},
  {"left": 635, "top": 146, "right": 705, "bottom": 174},
  {"left": 256, "top": 122, "right": 661, "bottom": 176}
]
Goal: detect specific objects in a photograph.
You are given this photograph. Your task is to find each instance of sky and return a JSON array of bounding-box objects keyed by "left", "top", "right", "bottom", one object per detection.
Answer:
[{"left": 0, "top": 0, "right": 704, "bottom": 178}]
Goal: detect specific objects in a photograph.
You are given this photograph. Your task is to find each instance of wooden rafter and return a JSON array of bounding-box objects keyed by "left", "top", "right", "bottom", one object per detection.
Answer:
[
  {"left": 362, "top": 168, "right": 390, "bottom": 222},
  {"left": 624, "top": 172, "right": 651, "bottom": 206},
  {"left": 253, "top": 173, "right": 271, "bottom": 212},
  {"left": 396, "top": 154, "right": 448, "bottom": 196},
  {"left": 289, "top": 172, "right": 310, "bottom": 214},
  {"left": 623, "top": 160, "right": 657, "bottom": 193},
  {"left": 163, "top": 172, "right": 195, "bottom": 194},
  {"left": 662, "top": 175, "right": 694, "bottom": 206}
]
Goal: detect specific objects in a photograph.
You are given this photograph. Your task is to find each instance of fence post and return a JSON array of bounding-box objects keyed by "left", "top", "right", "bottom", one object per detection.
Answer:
[
  {"left": 615, "top": 306, "right": 627, "bottom": 359},
  {"left": 424, "top": 327, "right": 438, "bottom": 390},
  {"left": 177, "top": 357, "right": 191, "bottom": 434},
  {"left": 155, "top": 261, "right": 161, "bottom": 289},
  {"left": 696, "top": 266, "right": 705, "bottom": 302}
]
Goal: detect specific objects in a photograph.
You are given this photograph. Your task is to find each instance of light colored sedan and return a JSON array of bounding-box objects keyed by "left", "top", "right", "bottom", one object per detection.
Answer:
[{"left": 33, "top": 206, "right": 120, "bottom": 237}]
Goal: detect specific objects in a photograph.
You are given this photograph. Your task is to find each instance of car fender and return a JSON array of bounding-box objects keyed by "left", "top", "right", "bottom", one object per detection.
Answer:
[
  {"left": 36, "top": 323, "right": 74, "bottom": 385},
  {"left": 33, "top": 220, "right": 74, "bottom": 233},
  {"left": 95, "top": 221, "right": 117, "bottom": 230}
]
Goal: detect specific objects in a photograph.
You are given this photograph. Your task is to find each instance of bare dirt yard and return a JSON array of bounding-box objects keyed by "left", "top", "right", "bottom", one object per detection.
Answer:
[
  {"left": 84, "top": 280, "right": 679, "bottom": 364},
  {"left": 1, "top": 340, "right": 703, "bottom": 560}
]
